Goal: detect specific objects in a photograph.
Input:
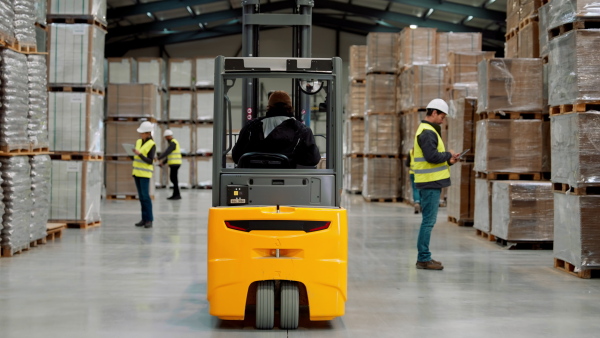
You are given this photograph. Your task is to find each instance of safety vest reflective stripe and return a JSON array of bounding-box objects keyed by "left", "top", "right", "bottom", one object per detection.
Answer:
[
  {"left": 413, "top": 166, "right": 449, "bottom": 174},
  {"left": 134, "top": 167, "right": 153, "bottom": 173},
  {"left": 413, "top": 157, "right": 427, "bottom": 162},
  {"left": 167, "top": 139, "right": 182, "bottom": 165},
  {"left": 132, "top": 138, "right": 155, "bottom": 178}
]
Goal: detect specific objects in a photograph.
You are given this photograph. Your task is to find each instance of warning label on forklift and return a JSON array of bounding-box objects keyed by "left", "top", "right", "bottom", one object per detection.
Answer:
[{"left": 230, "top": 198, "right": 246, "bottom": 204}]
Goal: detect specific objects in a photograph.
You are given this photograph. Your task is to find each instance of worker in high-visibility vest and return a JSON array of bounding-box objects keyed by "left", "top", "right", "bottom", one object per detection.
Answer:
[
  {"left": 413, "top": 99, "right": 460, "bottom": 270},
  {"left": 133, "top": 121, "right": 156, "bottom": 229},
  {"left": 158, "top": 129, "right": 182, "bottom": 200}
]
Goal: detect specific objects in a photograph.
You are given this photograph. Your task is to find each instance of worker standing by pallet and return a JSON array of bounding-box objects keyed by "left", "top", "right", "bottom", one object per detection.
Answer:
[{"left": 157, "top": 129, "right": 182, "bottom": 200}]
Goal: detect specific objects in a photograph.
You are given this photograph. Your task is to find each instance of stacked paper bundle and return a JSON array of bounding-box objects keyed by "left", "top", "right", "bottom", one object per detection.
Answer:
[
  {"left": 0, "top": 49, "right": 30, "bottom": 151},
  {"left": 30, "top": 154, "right": 51, "bottom": 241},
  {"left": 1, "top": 156, "right": 33, "bottom": 254},
  {"left": 27, "top": 54, "right": 49, "bottom": 148}
]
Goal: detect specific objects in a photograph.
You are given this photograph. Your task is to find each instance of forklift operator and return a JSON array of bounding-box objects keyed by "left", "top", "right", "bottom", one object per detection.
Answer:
[{"left": 232, "top": 90, "right": 321, "bottom": 167}]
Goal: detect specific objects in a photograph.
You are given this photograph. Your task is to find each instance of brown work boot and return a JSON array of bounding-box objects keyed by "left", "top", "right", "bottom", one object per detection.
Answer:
[{"left": 416, "top": 260, "right": 444, "bottom": 270}]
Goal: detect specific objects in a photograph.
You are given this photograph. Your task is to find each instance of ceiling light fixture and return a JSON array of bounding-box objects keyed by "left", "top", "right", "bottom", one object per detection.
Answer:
[
  {"left": 465, "top": 15, "right": 474, "bottom": 22},
  {"left": 146, "top": 12, "right": 154, "bottom": 19},
  {"left": 426, "top": 8, "right": 434, "bottom": 17},
  {"left": 186, "top": 6, "right": 194, "bottom": 15},
  {"left": 410, "top": 24, "right": 418, "bottom": 29}
]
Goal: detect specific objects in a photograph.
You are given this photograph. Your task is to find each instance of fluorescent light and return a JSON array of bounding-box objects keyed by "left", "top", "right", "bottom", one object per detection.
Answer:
[
  {"left": 186, "top": 6, "right": 194, "bottom": 15},
  {"left": 146, "top": 12, "right": 154, "bottom": 19},
  {"left": 465, "top": 15, "right": 473, "bottom": 22},
  {"left": 426, "top": 8, "right": 434, "bottom": 17},
  {"left": 410, "top": 24, "right": 418, "bottom": 29}
]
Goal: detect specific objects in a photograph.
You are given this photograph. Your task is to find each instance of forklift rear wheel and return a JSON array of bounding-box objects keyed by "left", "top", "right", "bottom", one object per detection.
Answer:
[
  {"left": 279, "top": 281, "right": 299, "bottom": 329},
  {"left": 256, "top": 281, "right": 275, "bottom": 329}
]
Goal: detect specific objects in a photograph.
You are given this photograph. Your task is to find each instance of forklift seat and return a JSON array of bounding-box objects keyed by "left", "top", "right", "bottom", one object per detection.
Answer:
[{"left": 237, "top": 152, "right": 293, "bottom": 169}]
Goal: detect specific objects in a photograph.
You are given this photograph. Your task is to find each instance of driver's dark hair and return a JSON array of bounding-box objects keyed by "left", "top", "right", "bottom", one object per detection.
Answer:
[
  {"left": 266, "top": 103, "right": 293, "bottom": 117},
  {"left": 426, "top": 108, "right": 436, "bottom": 116}
]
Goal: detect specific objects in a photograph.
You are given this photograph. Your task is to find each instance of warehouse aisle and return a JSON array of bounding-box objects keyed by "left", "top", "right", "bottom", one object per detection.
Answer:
[{"left": 0, "top": 189, "right": 599, "bottom": 337}]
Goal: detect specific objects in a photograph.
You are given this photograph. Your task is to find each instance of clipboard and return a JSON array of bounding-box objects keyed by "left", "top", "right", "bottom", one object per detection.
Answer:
[
  {"left": 122, "top": 143, "right": 136, "bottom": 156},
  {"left": 457, "top": 148, "right": 470, "bottom": 159}
]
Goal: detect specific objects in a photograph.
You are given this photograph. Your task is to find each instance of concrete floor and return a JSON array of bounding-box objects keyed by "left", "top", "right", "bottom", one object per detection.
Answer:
[{"left": 0, "top": 189, "right": 599, "bottom": 337}]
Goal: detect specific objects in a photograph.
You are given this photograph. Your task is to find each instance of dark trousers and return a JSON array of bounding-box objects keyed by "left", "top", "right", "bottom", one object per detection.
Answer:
[
  {"left": 134, "top": 176, "right": 153, "bottom": 222},
  {"left": 169, "top": 164, "right": 181, "bottom": 197}
]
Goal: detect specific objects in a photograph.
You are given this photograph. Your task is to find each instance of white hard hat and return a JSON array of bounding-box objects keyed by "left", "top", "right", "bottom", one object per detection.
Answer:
[
  {"left": 137, "top": 121, "right": 154, "bottom": 133},
  {"left": 426, "top": 98, "right": 449, "bottom": 114},
  {"left": 164, "top": 129, "right": 173, "bottom": 137}
]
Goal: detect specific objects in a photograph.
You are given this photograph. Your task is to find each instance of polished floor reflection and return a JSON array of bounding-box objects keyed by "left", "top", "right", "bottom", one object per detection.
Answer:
[{"left": 0, "top": 189, "right": 599, "bottom": 337}]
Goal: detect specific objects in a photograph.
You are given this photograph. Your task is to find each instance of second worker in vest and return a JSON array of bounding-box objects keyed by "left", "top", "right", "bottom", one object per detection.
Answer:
[
  {"left": 133, "top": 121, "right": 156, "bottom": 229},
  {"left": 158, "top": 129, "right": 182, "bottom": 200},
  {"left": 413, "top": 99, "right": 460, "bottom": 270}
]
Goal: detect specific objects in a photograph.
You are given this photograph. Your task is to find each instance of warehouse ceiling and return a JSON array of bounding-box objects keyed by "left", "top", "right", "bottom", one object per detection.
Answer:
[{"left": 105, "top": 0, "right": 507, "bottom": 57}]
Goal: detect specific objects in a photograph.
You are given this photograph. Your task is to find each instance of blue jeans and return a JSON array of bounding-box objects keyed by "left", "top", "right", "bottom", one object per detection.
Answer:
[
  {"left": 417, "top": 188, "right": 441, "bottom": 262},
  {"left": 410, "top": 174, "right": 421, "bottom": 204},
  {"left": 134, "top": 176, "right": 153, "bottom": 222}
]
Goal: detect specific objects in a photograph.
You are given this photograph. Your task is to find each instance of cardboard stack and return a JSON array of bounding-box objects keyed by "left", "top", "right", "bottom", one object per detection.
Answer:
[{"left": 505, "top": 0, "right": 542, "bottom": 58}]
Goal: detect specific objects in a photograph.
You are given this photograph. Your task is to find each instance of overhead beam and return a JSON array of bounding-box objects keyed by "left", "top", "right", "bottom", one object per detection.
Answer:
[
  {"left": 312, "top": 13, "right": 397, "bottom": 34},
  {"left": 386, "top": 0, "right": 505, "bottom": 22},
  {"left": 107, "top": 0, "right": 222, "bottom": 19}
]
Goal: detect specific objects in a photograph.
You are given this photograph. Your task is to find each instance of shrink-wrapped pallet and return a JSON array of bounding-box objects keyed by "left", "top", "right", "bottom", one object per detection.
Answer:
[
  {"left": 491, "top": 181, "right": 554, "bottom": 241},
  {"left": 347, "top": 82, "right": 366, "bottom": 117},
  {"left": 449, "top": 83, "right": 479, "bottom": 101},
  {"left": 400, "top": 162, "right": 411, "bottom": 203},
  {"left": 105, "top": 120, "right": 157, "bottom": 156},
  {"left": 107, "top": 57, "right": 137, "bottom": 84},
  {"left": 0, "top": 49, "right": 30, "bottom": 151},
  {"left": 505, "top": 34, "right": 518, "bottom": 58},
  {"left": 34, "top": 0, "right": 45, "bottom": 25},
  {"left": 551, "top": 112, "right": 600, "bottom": 186},
  {"left": 477, "top": 58, "right": 543, "bottom": 113},
  {"left": 168, "top": 58, "right": 193, "bottom": 88},
  {"left": 506, "top": 0, "right": 520, "bottom": 30},
  {"left": 547, "top": 0, "right": 600, "bottom": 30},
  {"left": 538, "top": 3, "right": 550, "bottom": 57},
  {"left": 400, "top": 110, "right": 427, "bottom": 155},
  {"left": 48, "top": 24, "right": 106, "bottom": 90},
  {"left": 518, "top": 21, "right": 540, "bottom": 58},
  {"left": 196, "top": 90, "right": 214, "bottom": 121},
  {"left": 195, "top": 57, "right": 215, "bottom": 87},
  {"left": 344, "top": 156, "right": 363, "bottom": 193},
  {"left": 398, "top": 64, "right": 447, "bottom": 111},
  {"left": 365, "top": 73, "right": 396, "bottom": 114},
  {"left": 474, "top": 178, "right": 492, "bottom": 233},
  {"left": 14, "top": 0, "right": 36, "bottom": 48},
  {"left": 169, "top": 91, "right": 193, "bottom": 120},
  {"left": 0, "top": 0, "right": 15, "bottom": 44},
  {"left": 49, "top": 91, "right": 104, "bottom": 154},
  {"left": 474, "top": 119, "right": 544, "bottom": 173},
  {"left": 170, "top": 124, "right": 193, "bottom": 154},
  {"left": 346, "top": 118, "right": 364, "bottom": 155},
  {"left": 448, "top": 162, "right": 475, "bottom": 222},
  {"left": 399, "top": 27, "right": 437, "bottom": 67},
  {"left": 362, "top": 157, "right": 400, "bottom": 200},
  {"left": 27, "top": 54, "right": 49, "bottom": 149},
  {"left": 105, "top": 160, "right": 155, "bottom": 197},
  {"left": 195, "top": 157, "right": 212, "bottom": 188},
  {"left": 106, "top": 84, "right": 157, "bottom": 118},
  {"left": 30, "top": 154, "right": 50, "bottom": 242},
  {"left": 137, "top": 57, "right": 166, "bottom": 89},
  {"left": 447, "top": 51, "right": 495, "bottom": 87},
  {"left": 349, "top": 45, "right": 367, "bottom": 80},
  {"left": 548, "top": 30, "right": 600, "bottom": 106},
  {"left": 436, "top": 33, "right": 482, "bottom": 65},
  {"left": 1, "top": 156, "right": 32, "bottom": 254},
  {"left": 49, "top": 160, "right": 101, "bottom": 223},
  {"left": 366, "top": 32, "right": 398, "bottom": 74},
  {"left": 195, "top": 124, "right": 212, "bottom": 154},
  {"left": 48, "top": 0, "right": 107, "bottom": 24},
  {"left": 448, "top": 98, "right": 478, "bottom": 158},
  {"left": 364, "top": 114, "right": 400, "bottom": 155}
]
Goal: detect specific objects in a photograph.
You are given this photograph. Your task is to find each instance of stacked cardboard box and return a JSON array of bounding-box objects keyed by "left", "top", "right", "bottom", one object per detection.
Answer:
[
  {"left": 365, "top": 33, "right": 398, "bottom": 74},
  {"left": 107, "top": 57, "right": 137, "bottom": 84},
  {"left": 398, "top": 27, "right": 436, "bottom": 68},
  {"left": 349, "top": 45, "right": 367, "bottom": 81},
  {"left": 546, "top": 0, "right": 600, "bottom": 30},
  {"left": 436, "top": 33, "right": 482, "bottom": 65},
  {"left": 474, "top": 178, "right": 493, "bottom": 234},
  {"left": 447, "top": 163, "right": 476, "bottom": 224},
  {"left": 398, "top": 65, "right": 447, "bottom": 111}
]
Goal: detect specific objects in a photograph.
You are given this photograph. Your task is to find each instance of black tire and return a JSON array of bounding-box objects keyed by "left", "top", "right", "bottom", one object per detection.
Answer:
[
  {"left": 279, "top": 281, "right": 299, "bottom": 329},
  {"left": 256, "top": 281, "right": 275, "bottom": 329}
]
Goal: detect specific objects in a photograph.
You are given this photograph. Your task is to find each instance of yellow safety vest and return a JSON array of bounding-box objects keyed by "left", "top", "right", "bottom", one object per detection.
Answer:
[
  {"left": 409, "top": 148, "right": 415, "bottom": 175},
  {"left": 167, "top": 139, "right": 182, "bottom": 165},
  {"left": 132, "top": 138, "right": 155, "bottom": 178},
  {"left": 413, "top": 123, "right": 450, "bottom": 183}
]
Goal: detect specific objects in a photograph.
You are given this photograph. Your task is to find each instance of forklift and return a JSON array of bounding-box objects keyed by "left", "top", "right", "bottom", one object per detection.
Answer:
[{"left": 207, "top": 0, "right": 347, "bottom": 330}]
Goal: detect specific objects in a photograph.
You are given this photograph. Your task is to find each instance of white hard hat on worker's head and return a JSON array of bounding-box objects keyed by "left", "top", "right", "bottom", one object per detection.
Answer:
[
  {"left": 163, "top": 129, "right": 173, "bottom": 137},
  {"left": 137, "top": 121, "right": 154, "bottom": 133},
  {"left": 426, "top": 98, "right": 449, "bottom": 114}
]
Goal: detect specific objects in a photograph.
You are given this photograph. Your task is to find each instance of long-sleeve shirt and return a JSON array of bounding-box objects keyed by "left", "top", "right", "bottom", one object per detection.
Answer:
[
  {"left": 138, "top": 138, "right": 156, "bottom": 165},
  {"left": 415, "top": 121, "right": 452, "bottom": 189},
  {"left": 157, "top": 139, "right": 176, "bottom": 162}
]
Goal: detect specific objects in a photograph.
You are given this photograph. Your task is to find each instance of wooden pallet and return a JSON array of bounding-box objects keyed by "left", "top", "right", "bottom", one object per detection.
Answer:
[
  {"left": 549, "top": 102, "right": 600, "bottom": 116},
  {"left": 345, "top": 189, "right": 362, "bottom": 195},
  {"left": 1, "top": 244, "right": 30, "bottom": 257},
  {"left": 365, "top": 154, "right": 401, "bottom": 159},
  {"left": 479, "top": 111, "right": 543, "bottom": 120},
  {"left": 46, "top": 223, "right": 67, "bottom": 240},
  {"left": 401, "top": 107, "right": 427, "bottom": 115},
  {"left": 366, "top": 71, "right": 397, "bottom": 76},
  {"left": 351, "top": 78, "right": 366, "bottom": 84},
  {"left": 552, "top": 182, "right": 600, "bottom": 195},
  {"left": 448, "top": 216, "right": 473, "bottom": 227},
  {"left": 0, "top": 145, "right": 33, "bottom": 154},
  {"left": 106, "top": 116, "right": 156, "bottom": 122},
  {"left": 548, "top": 19, "right": 600, "bottom": 41},
  {"left": 475, "top": 172, "right": 548, "bottom": 181},
  {"left": 194, "top": 185, "right": 212, "bottom": 190},
  {"left": 50, "top": 153, "right": 104, "bottom": 161},
  {"left": 61, "top": 220, "right": 102, "bottom": 229},
  {"left": 49, "top": 86, "right": 105, "bottom": 96},
  {"left": 494, "top": 237, "right": 553, "bottom": 250},
  {"left": 554, "top": 258, "right": 600, "bottom": 279},
  {"left": 364, "top": 197, "right": 401, "bottom": 203},
  {"left": 519, "top": 15, "right": 539, "bottom": 30},
  {"left": 106, "top": 195, "right": 155, "bottom": 200},
  {"left": 505, "top": 28, "right": 518, "bottom": 41},
  {"left": 105, "top": 155, "right": 133, "bottom": 161},
  {"left": 195, "top": 119, "right": 214, "bottom": 124},
  {"left": 46, "top": 15, "right": 107, "bottom": 31},
  {"left": 0, "top": 32, "right": 17, "bottom": 50},
  {"left": 475, "top": 229, "right": 496, "bottom": 241},
  {"left": 166, "top": 120, "right": 195, "bottom": 125}
]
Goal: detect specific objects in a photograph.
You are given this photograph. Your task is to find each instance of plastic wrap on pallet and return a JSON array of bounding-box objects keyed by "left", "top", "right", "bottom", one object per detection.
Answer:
[
  {"left": 0, "top": 162, "right": 3, "bottom": 234},
  {"left": 520, "top": 0, "right": 542, "bottom": 20},
  {"left": 348, "top": 82, "right": 366, "bottom": 117},
  {"left": 506, "top": 0, "right": 520, "bottom": 24},
  {"left": 27, "top": 54, "right": 49, "bottom": 148},
  {"left": 547, "top": 0, "right": 600, "bottom": 30},
  {"left": 551, "top": 112, "right": 600, "bottom": 186},
  {"left": 477, "top": 58, "right": 543, "bottom": 113},
  {"left": 344, "top": 156, "right": 363, "bottom": 193},
  {"left": 474, "top": 119, "right": 544, "bottom": 173},
  {"left": 48, "top": 0, "right": 107, "bottom": 24},
  {"left": 49, "top": 160, "right": 101, "bottom": 223},
  {"left": 554, "top": 193, "right": 600, "bottom": 269},
  {"left": 505, "top": 34, "right": 518, "bottom": 58},
  {"left": 366, "top": 32, "right": 398, "bottom": 74},
  {"left": 105, "top": 120, "right": 146, "bottom": 156},
  {"left": 449, "top": 83, "right": 479, "bottom": 102},
  {"left": 137, "top": 58, "right": 166, "bottom": 89},
  {"left": 518, "top": 21, "right": 540, "bottom": 58},
  {"left": 195, "top": 123, "right": 212, "bottom": 154},
  {"left": 49, "top": 92, "right": 104, "bottom": 154},
  {"left": 170, "top": 124, "right": 193, "bottom": 155},
  {"left": 195, "top": 58, "right": 215, "bottom": 87},
  {"left": 474, "top": 178, "right": 492, "bottom": 233},
  {"left": 196, "top": 91, "right": 214, "bottom": 121},
  {"left": 548, "top": 30, "right": 600, "bottom": 106},
  {"left": 399, "top": 27, "right": 437, "bottom": 67},
  {"left": 362, "top": 157, "right": 400, "bottom": 200},
  {"left": 30, "top": 155, "right": 50, "bottom": 241},
  {"left": 0, "top": 0, "right": 15, "bottom": 44},
  {"left": 507, "top": 12, "right": 519, "bottom": 35},
  {"left": 104, "top": 160, "right": 155, "bottom": 197},
  {"left": 168, "top": 59, "right": 193, "bottom": 88},
  {"left": 447, "top": 51, "right": 495, "bottom": 87},
  {"left": 400, "top": 110, "right": 427, "bottom": 155},
  {"left": 195, "top": 157, "right": 212, "bottom": 188},
  {"left": 398, "top": 65, "right": 447, "bottom": 111},
  {"left": 48, "top": 24, "right": 106, "bottom": 90},
  {"left": 365, "top": 73, "right": 396, "bottom": 114},
  {"left": 13, "top": 0, "right": 36, "bottom": 47},
  {"left": 346, "top": 118, "right": 364, "bottom": 155},
  {"left": 0, "top": 49, "right": 30, "bottom": 151},
  {"left": 107, "top": 58, "right": 137, "bottom": 84},
  {"left": 491, "top": 180, "right": 554, "bottom": 241},
  {"left": 539, "top": 3, "right": 550, "bottom": 57},
  {"left": 349, "top": 45, "right": 367, "bottom": 81},
  {"left": 33, "top": 0, "right": 45, "bottom": 25},
  {"left": 106, "top": 84, "right": 157, "bottom": 118},
  {"left": 365, "top": 114, "right": 400, "bottom": 155},
  {"left": 1, "top": 156, "right": 32, "bottom": 251},
  {"left": 436, "top": 33, "right": 482, "bottom": 65},
  {"left": 448, "top": 162, "right": 475, "bottom": 222},
  {"left": 448, "top": 98, "right": 478, "bottom": 158},
  {"left": 169, "top": 91, "right": 193, "bottom": 120}
]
